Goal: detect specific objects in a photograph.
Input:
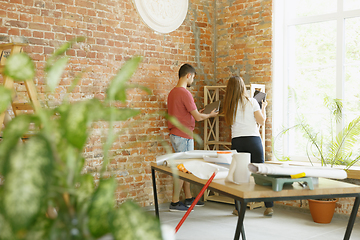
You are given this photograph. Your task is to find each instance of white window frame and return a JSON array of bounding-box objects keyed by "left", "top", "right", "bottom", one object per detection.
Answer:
[{"left": 273, "top": 0, "right": 360, "bottom": 161}]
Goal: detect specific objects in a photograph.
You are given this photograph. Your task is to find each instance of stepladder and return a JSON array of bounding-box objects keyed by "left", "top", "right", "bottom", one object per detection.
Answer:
[{"left": 0, "top": 43, "right": 41, "bottom": 134}]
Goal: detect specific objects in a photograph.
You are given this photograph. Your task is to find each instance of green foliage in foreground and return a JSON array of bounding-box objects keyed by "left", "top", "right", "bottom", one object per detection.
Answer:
[{"left": 0, "top": 38, "right": 163, "bottom": 240}]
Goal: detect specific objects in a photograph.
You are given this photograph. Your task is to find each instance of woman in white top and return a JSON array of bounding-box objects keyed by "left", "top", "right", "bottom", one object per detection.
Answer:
[{"left": 223, "top": 76, "right": 273, "bottom": 216}]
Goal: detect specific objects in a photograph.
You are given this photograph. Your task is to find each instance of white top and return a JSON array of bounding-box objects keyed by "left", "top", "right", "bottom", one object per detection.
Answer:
[{"left": 231, "top": 98, "right": 260, "bottom": 138}]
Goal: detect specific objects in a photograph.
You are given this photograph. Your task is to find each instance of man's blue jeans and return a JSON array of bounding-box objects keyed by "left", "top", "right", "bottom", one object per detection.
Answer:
[{"left": 170, "top": 134, "right": 194, "bottom": 153}]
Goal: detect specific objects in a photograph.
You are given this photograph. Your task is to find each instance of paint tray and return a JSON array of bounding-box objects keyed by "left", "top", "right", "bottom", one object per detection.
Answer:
[{"left": 251, "top": 173, "right": 314, "bottom": 191}]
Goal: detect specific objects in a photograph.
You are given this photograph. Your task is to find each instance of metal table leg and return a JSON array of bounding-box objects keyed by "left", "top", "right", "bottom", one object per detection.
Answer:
[
  {"left": 234, "top": 200, "right": 246, "bottom": 240},
  {"left": 151, "top": 167, "right": 160, "bottom": 219},
  {"left": 343, "top": 195, "right": 360, "bottom": 240}
]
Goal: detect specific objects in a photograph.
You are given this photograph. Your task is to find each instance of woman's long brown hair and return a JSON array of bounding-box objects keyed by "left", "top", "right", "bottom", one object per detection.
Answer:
[{"left": 223, "top": 76, "right": 249, "bottom": 126}]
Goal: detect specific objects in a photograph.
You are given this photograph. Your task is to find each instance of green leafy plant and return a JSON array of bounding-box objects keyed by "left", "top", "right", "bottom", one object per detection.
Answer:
[
  {"left": 273, "top": 92, "right": 360, "bottom": 171},
  {"left": 0, "top": 38, "right": 166, "bottom": 240}
]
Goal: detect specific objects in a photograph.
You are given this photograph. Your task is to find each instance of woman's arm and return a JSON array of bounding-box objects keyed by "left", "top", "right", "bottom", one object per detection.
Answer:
[{"left": 254, "top": 100, "right": 267, "bottom": 125}]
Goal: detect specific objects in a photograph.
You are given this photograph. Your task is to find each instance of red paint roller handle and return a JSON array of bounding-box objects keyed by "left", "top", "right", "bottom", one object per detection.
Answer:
[{"left": 175, "top": 171, "right": 217, "bottom": 233}]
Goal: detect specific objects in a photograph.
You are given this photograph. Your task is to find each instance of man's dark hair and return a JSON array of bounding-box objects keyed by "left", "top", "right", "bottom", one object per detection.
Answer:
[{"left": 178, "top": 63, "right": 196, "bottom": 78}]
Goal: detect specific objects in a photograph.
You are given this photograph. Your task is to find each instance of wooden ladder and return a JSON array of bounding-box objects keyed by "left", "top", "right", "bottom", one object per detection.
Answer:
[{"left": 0, "top": 43, "right": 41, "bottom": 131}]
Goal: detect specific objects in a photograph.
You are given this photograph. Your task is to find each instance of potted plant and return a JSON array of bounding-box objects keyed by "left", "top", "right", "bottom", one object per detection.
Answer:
[
  {"left": 0, "top": 38, "right": 172, "bottom": 239},
  {"left": 273, "top": 93, "right": 360, "bottom": 223}
]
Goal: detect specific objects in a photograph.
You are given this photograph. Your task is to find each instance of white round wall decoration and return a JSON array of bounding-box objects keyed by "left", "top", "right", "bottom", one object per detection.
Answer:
[{"left": 133, "top": 0, "right": 188, "bottom": 33}]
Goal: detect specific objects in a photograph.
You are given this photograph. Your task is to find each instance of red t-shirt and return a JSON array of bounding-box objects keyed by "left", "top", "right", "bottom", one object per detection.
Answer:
[{"left": 167, "top": 87, "right": 197, "bottom": 139}]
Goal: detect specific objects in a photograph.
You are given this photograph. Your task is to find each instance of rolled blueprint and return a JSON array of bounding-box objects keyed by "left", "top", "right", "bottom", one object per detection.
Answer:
[
  {"left": 248, "top": 163, "right": 347, "bottom": 179},
  {"left": 156, "top": 150, "right": 237, "bottom": 166},
  {"left": 183, "top": 160, "right": 229, "bottom": 180},
  {"left": 162, "top": 159, "right": 204, "bottom": 167}
]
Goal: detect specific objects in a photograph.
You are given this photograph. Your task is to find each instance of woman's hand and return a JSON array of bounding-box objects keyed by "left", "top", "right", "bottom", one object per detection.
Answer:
[{"left": 261, "top": 100, "right": 268, "bottom": 110}]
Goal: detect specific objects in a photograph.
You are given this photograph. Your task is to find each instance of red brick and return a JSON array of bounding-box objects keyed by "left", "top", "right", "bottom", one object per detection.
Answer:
[
  {"left": 34, "top": 1, "right": 45, "bottom": 8},
  {"left": 44, "top": 46, "right": 54, "bottom": 54},
  {"left": 87, "top": 9, "right": 96, "bottom": 16},
  {"left": 54, "top": 0, "right": 73, "bottom": 5},
  {"left": 20, "top": 14, "right": 31, "bottom": 22},
  {"left": 66, "top": 6, "right": 77, "bottom": 14},
  {"left": 43, "top": 32, "right": 53, "bottom": 40},
  {"left": 75, "top": 0, "right": 94, "bottom": 8},
  {"left": 63, "top": 12, "right": 82, "bottom": 21},
  {"left": 10, "top": 0, "right": 22, "bottom": 4},
  {"left": 52, "top": 25, "right": 72, "bottom": 34},
  {"left": 77, "top": 50, "right": 86, "bottom": 57},
  {"left": 29, "top": 22, "right": 51, "bottom": 31},
  {"left": 7, "top": 11, "right": 19, "bottom": 20},
  {"left": 32, "top": 45, "right": 44, "bottom": 54},
  {"left": 44, "top": 17, "right": 55, "bottom": 25},
  {"left": 28, "top": 37, "right": 47, "bottom": 45},
  {"left": 33, "top": 31, "right": 44, "bottom": 38},
  {"left": 44, "top": 1, "right": 55, "bottom": 9},
  {"left": 65, "top": 20, "right": 76, "bottom": 28},
  {"left": 24, "top": 0, "right": 35, "bottom": 6},
  {"left": 55, "top": 4, "right": 65, "bottom": 11},
  {"left": 6, "top": 20, "right": 27, "bottom": 28},
  {"left": 8, "top": 28, "right": 20, "bottom": 35},
  {"left": 20, "top": 29, "right": 31, "bottom": 37},
  {"left": 33, "top": 15, "right": 44, "bottom": 23}
]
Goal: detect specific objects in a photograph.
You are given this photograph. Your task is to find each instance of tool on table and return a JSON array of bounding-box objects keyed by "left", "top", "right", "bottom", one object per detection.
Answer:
[
  {"left": 175, "top": 171, "right": 217, "bottom": 233},
  {"left": 290, "top": 172, "right": 308, "bottom": 188},
  {"left": 291, "top": 172, "right": 306, "bottom": 179}
]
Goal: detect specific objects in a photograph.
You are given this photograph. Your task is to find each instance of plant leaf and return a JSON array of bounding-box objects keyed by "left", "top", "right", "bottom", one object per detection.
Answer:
[
  {"left": 0, "top": 114, "right": 38, "bottom": 174},
  {"left": 76, "top": 174, "right": 95, "bottom": 208},
  {"left": 329, "top": 115, "right": 360, "bottom": 167},
  {"left": 1, "top": 134, "right": 54, "bottom": 232},
  {"left": 85, "top": 98, "right": 105, "bottom": 122},
  {"left": 24, "top": 215, "right": 52, "bottom": 240},
  {"left": 3, "top": 53, "right": 35, "bottom": 81},
  {"left": 88, "top": 178, "right": 117, "bottom": 238},
  {"left": 85, "top": 98, "right": 141, "bottom": 122},
  {"left": 106, "top": 56, "right": 142, "bottom": 102},
  {"left": 61, "top": 101, "right": 88, "bottom": 149},
  {"left": 0, "top": 86, "right": 12, "bottom": 114},
  {"left": 111, "top": 201, "right": 162, "bottom": 240},
  {"left": 45, "top": 56, "right": 69, "bottom": 92},
  {"left": 0, "top": 213, "right": 15, "bottom": 240}
]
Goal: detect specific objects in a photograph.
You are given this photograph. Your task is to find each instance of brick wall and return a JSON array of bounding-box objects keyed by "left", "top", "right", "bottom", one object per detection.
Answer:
[
  {"left": 0, "top": 0, "right": 215, "bottom": 206},
  {"left": 216, "top": 0, "right": 273, "bottom": 160}
]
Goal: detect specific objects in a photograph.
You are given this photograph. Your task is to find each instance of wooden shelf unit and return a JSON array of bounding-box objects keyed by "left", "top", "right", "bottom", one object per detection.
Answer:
[{"left": 0, "top": 43, "right": 41, "bottom": 131}]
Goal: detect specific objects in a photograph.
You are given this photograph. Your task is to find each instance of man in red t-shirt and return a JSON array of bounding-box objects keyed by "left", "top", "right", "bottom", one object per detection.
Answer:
[{"left": 167, "top": 63, "right": 218, "bottom": 211}]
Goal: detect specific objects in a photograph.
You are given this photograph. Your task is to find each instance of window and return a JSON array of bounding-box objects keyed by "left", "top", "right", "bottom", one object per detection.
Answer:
[{"left": 273, "top": 0, "right": 360, "bottom": 161}]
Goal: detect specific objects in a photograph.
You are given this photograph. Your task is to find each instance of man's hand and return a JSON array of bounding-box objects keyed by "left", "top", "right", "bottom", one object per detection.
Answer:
[{"left": 209, "top": 108, "right": 219, "bottom": 118}]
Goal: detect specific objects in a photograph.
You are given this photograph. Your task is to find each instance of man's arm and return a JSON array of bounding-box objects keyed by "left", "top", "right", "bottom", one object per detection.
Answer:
[{"left": 190, "top": 108, "right": 218, "bottom": 121}]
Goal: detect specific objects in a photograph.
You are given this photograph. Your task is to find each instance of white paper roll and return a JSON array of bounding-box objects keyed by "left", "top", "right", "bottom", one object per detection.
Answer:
[
  {"left": 248, "top": 163, "right": 347, "bottom": 179},
  {"left": 226, "top": 153, "right": 251, "bottom": 184},
  {"left": 183, "top": 160, "right": 229, "bottom": 179}
]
